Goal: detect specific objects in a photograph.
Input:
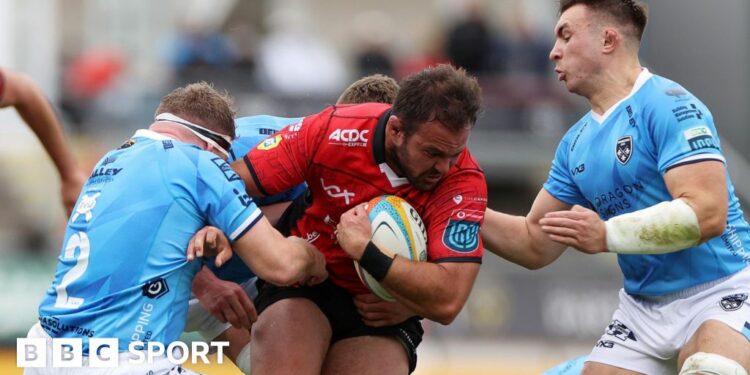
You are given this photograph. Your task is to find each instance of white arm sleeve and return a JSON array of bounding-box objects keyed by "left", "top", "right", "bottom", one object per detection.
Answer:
[{"left": 605, "top": 199, "right": 701, "bottom": 254}]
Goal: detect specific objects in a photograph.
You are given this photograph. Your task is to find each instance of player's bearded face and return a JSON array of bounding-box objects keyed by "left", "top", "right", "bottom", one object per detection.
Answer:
[{"left": 392, "top": 122, "right": 469, "bottom": 191}]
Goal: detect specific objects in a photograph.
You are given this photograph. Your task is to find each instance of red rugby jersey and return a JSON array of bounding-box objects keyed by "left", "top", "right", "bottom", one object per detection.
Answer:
[{"left": 244, "top": 103, "right": 487, "bottom": 294}]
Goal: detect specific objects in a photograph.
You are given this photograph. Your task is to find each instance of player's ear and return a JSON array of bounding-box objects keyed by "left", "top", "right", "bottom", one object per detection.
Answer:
[
  {"left": 602, "top": 28, "right": 619, "bottom": 54},
  {"left": 388, "top": 115, "right": 406, "bottom": 143}
]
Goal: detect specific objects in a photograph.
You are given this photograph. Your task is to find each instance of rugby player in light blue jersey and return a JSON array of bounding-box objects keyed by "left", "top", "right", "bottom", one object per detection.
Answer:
[
  {"left": 184, "top": 74, "right": 405, "bottom": 374},
  {"left": 482, "top": 1, "right": 750, "bottom": 374},
  {"left": 25, "top": 82, "right": 327, "bottom": 375}
]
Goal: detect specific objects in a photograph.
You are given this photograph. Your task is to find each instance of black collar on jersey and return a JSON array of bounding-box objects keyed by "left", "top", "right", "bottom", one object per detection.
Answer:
[{"left": 372, "top": 109, "right": 391, "bottom": 164}]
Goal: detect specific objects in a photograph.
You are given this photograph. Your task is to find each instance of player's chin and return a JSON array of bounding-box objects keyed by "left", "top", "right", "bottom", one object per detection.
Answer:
[{"left": 412, "top": 178, "right": 440, "bottom": 191}]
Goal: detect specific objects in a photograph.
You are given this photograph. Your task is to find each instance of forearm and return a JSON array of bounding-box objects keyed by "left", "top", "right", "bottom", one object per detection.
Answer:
[
  {"left": 12, "top": 76, "right": 79, "bottom": 179},
  {"left": 191, "top": 266, "right": 219, "bottom": 297},
  {"left": 380, "top": 259, "right": 478, "bottom": 325},
  {"left": 236, "top": 236, "right": 317, "bottom": 287},
  {"left": 483, "top": 209, "right": 565, "bottom": 269}
]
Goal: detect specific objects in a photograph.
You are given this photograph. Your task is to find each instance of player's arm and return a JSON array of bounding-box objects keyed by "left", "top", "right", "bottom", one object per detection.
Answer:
[
  {"left": 0, "top": 68, "right": 85, "bottom": 214},
  {"left": 336, "top": 204, "right": 474, "bottom": 325},
  {"left": 191, "top": 266, "right": 257, "bottom": 329},
  {"left": 231, "top": 109, "right": 330, "bottom": 198},
  {"left": 231, "top": 158, "right": 265, "bottom": 197},
  {"left": 663, "top": 160, "right": 727, "bottom": 240},
  {"left": 231, "top": 216, "right": 327, "bottom": 287},
  {"left": 540, "top": 160, "right": 727, "bottom": 254},
  {"left": 483, "top": 189, "right": 571, "bottom": 269}
]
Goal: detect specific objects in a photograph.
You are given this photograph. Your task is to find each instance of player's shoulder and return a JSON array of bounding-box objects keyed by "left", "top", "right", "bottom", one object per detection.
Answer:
[
  {"left": 636, "top": 73, "right": 707, "bottom": 113},
  {"left": 235, "top": 115, "right": 301, "bottom": 136},
  {"left": 443, "top": 149, "right": 486, "bottom": 186},
  {"left": 454, "top": 149, "right": 483, "bottom": 173},
  {"left": 331, "top": 103, "right": 391, "bottom": 120}
]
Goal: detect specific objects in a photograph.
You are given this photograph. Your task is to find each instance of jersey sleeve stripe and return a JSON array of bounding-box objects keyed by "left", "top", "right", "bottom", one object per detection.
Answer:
[
  {"left": 432, "top": 257, "right": 483, "bottom": 264},
  {"left": 230, "top": 209, "right": 264, "bottom": 241},
  {"left": 243, "top": 155, "right": 270, "bottom": 196},
  {"left": 665, "top": 154, "right": 726, "bottom": 171}
]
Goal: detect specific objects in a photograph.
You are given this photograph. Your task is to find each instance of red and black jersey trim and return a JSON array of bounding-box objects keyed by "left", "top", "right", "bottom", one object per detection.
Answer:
[
  {"left": 372, "top": 109, "right": 391, "bottom": 164},
  {"left": 243, "top": 155, "right": 270, "bottom": 196}
]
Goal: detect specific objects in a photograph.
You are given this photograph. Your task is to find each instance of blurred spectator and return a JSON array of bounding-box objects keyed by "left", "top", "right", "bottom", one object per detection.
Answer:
[
  {"left": 257, "top": 5, "right": 347, "bottom": 96},
  {"left": 227, "top": 24, "right": 258, "bottom": 72},
  {"left": 168, "top": 22, "right": 237, "bottom": 72},
  {"left": 60, "top": 48, "right": 124, "bottom": 129},
  {"left": 502, "top": 4, "right": 553, "bottom": 77},
  {"left": 394, "top": 30, "right": 448, "bottom": 79},
  {"left": 444, "top": 0, "right": 496, "bottom": 75},
  {"left": 351, "top": 10, "right": 395, "bottom": 78}
]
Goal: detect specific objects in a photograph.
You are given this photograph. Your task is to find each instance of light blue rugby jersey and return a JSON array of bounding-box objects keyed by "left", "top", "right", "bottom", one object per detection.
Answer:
[
  {"left": 210, "top": 115, "right": 307, "bottom": 283},
  {"left": 38, "top": 129, "right": 263, "bottom": 352},
  {"left": 544, "top": 69, "right": 750, "bottom": 296}
]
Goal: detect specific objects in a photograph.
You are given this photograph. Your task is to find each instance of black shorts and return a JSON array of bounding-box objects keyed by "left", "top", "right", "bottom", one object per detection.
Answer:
[{"left": 254, "top": 279, "right": 423, "bottom": 373}]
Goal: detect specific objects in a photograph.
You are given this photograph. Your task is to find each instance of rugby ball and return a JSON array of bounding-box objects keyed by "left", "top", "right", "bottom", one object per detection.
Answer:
[{"left": 354, "top": 195, "right": 427, "bottom": 301}]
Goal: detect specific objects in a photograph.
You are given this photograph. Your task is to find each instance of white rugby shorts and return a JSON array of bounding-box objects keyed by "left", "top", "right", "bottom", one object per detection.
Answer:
[{"left": 588, "top": 266, "right": 750, "bottom": 374}]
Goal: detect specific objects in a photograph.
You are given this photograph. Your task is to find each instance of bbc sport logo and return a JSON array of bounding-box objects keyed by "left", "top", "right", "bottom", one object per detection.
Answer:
[{"left": 17, "top": 338, "right": 229, "bottom": 368}]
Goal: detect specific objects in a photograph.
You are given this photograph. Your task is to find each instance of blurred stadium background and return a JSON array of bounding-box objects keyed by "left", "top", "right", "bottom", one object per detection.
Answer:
[{"left": 1, "top": 0, "right": 749, "bottom": 373}]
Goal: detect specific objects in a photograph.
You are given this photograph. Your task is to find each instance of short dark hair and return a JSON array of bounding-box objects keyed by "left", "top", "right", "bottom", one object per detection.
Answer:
[
  {"left": 155, "top": 82, "right": 236, "bottom": 138},
  {"left": 392, "top": 64, "right": 482, "bottom": 135},
  {"left": 337, "top": 74, "right": 399, "bottom": 105},
  {"left": 560, "top": 0, "right": 648, "bottom": 41}
]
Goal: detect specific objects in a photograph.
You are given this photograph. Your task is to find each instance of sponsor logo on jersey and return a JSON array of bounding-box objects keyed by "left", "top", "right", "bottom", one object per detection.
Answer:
[
  {"left": 570, "top": 122, "right": 588, "bottom": 152},
  {"left": 162, "top": 140, "right": 173, "bottom": 150},
  {"left": 595, "top": 340, "right": 615, "bottom": 349},
  {"left": 683, "top": 126, "right": 718, "bottom": 151},
  {"left": 118, "top": 139, "right": 136, "bottom": 149},
  {"left": 665, "top": 87, "right": 688, "bottom": 100},
  {"left": 328, "top": 128, "right": 369, "bottom": 147},
  {"left": 452, "top": 195, "right": 463, "bottom": 205},
  {"left": 102, "top": 156, "right": 117, "bottom": 166},
  {"left": 615, "top": 136, "right": 633, "bottom": 165},
  {"left": 71, "top": 192, "right": 102, "bottom": 223},
  {"left": 90, "top": 168, "right": 123, "bottom": 179},
  {"left": 442, "top": 209, "right": 482, "bottom": 253},
  {"left": 257, "top": 135, "right": 282, "bottom": 150},
  {"left": 320, "top": 178, "right": 355, "bottom": 205},
  {"left": 38, "top": 316, "right": 96, "bottom": 338},
  {"left": 142, "top": 278, "right": 169, "bottom": 299},
  {"left": 305, "top": 231, "right": 320, "bottom": 243},
  {"left": 288, "top": 119, "right": 304, "bottom": 132},
  {"left": 258, "top": 127, "right": 277, "bottom": 135},
  {"left": 672, "top": 103, "right": 703, "bottom": 122},
  {"left": 606, "top": 319, "right": 637, "bottom": 341},
  {"left": 211, "top": 157, "right": 241, "bottom": 181},
  {"left": 625, "top": 105, "right": 637, "bottom": 127},
  {"left": 571, "top": 163, "right": 585, "bottom": 176},
  {"left": 720, "top": 293, "right": 748, "bottom": 311}
]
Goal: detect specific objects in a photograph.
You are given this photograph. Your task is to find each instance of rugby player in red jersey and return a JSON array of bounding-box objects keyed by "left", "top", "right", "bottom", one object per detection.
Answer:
[{"left": 232, "top": 64, "right": 487, "bottom": 375}]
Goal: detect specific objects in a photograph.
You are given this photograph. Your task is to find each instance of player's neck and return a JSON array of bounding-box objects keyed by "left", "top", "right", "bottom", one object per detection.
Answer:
[{"left": 589, "top": 60, "right": 642, "bottom": 116}]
